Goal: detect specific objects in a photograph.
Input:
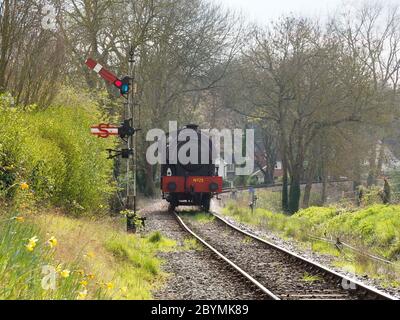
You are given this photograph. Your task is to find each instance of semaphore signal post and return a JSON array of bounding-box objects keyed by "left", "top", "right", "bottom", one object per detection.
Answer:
[
  {"left": 85, "top": 51, "right": 140, "bottom": 233},
  {"left": 126, "top": 46, "right": 139, "bottom": 232}
]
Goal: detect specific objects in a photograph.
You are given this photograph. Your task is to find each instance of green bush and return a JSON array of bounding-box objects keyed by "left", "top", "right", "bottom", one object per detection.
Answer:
[
  {"left": 0, "top": 91, "right": 114, "bottom": 213},
  {"left": 233, "top": 175, "right": 247, "bottom": 187},
  {"left": 324, "top": 205, "right": 400, "bottom": 259},
  {"left": 247, "top": 175, "right": 258, "bottom": 186},
  {"left": 148, "top": 231, "right": 162, "bottom": 243}
]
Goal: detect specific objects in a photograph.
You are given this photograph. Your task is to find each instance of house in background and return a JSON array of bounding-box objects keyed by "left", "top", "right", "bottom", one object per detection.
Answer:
[
  {"left": 364, "top": 141, "right": 400, "bottom": 176},
  {"left": 382, "top": 144, "right": 400, "bottom": 174},
  {"left": 250, "top": 161, "right": 283, "bottom": 184},
  {"left": 216, "top": 151, "right": 283, "bottom": 184},
  {"left": 215, "top": 158, "right": 237, "bottom": 180}
]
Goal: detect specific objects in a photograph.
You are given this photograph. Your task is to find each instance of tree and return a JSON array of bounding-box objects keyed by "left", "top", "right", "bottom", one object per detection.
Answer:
[
  {"left": 0, "top": 0, "right": 66, "bottom": 106},
  {"left": 334, "top": 2, "right": 400, "bottom": 186},
  {"left": 254, "top": 121, "right": 279, "bottom": 185},
  {"left": 224, "top": 16, "right": 376, "bottom": 213}
]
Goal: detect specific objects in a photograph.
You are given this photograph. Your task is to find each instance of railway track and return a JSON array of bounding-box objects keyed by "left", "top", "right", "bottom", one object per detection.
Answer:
[{"left": 174, "top": 210, "right": 396, "bottom": 301}]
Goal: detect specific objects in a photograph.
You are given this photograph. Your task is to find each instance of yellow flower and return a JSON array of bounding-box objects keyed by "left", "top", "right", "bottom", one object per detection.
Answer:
[
  {"left": 84, "top": 251, "right": 95, "bottom": 259},
  {"left": 47, "top": 236, "right": 58, "bottom": 248},
  {"left": 77, "top": 289, "right": 88, "bottom": 300},
  {"left": 15, "top": 216, "right": 25, "bottom": 223},
  {"left": 20, "top": 182, "right": 29, "bottom": 190},
  {"left": 106, "top": 282, "right": 114, "bottom": 290},
  {"left": 25, "top": 243, "right": 35, "bottom": 252},
  {"left": 86, "top": 273, "right": 95, "bottom": 280},
  {"left": 60, "top": 269, "right": 70, "bottom": 278},
  {"left": 80, "top": 280, "right": 88, "bottom": 287},
  {"left": 25, "top": 236, "right": 38, "bottom": 251}
]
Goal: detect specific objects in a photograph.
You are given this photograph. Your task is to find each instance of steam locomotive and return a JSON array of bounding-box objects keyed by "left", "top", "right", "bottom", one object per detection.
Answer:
[{"left": 161, "top": 124, "right": 223, "bottom": 211}]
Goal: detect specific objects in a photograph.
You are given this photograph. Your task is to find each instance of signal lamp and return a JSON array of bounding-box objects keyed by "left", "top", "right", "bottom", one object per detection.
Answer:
[{"left": 113, "top": 77, "right": 130, "bottom": 95}]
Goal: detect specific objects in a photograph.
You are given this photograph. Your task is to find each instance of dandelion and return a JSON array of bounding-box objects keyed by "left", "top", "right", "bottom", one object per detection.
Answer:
[
  {"left": 77, "top": 289, "right": 88, "bottom": 300},
  {"left": 106, "top": 282, "right": 114, "bottom": 290},
  {"left": 80, "top": 280, "right": 88, "bottom": 287},
  {"left": 25, "top": 236, "right": 38, "bottom": 252},
  {"left": 60, "top": 269, "right": 70, "bottom": 278},
  {"left": 47, "top": 236, "right": 58, "bottom": 248},
  {"left": 20, "top": 182, "right": 29, "bottom": 190}
]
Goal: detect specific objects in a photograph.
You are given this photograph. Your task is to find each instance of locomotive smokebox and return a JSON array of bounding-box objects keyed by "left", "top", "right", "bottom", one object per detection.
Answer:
[{"left": 185, "top": 124, "right": 199, "bottom": 130}]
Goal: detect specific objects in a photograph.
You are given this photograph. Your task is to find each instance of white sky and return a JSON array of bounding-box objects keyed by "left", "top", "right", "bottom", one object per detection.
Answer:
[{"left": 212, "top": 0, "right": 400, "bottom": 24}]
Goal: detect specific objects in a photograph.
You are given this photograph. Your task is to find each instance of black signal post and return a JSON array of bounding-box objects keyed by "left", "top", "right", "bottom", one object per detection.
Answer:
[
  {"left": 84, "top": 54, "right": 140, "bottom": 233},
  {"left": 125, "top": 47, "right": 139, "bottom": 233}
]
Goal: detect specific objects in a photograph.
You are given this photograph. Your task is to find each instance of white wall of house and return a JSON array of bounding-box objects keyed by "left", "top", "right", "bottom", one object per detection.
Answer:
[
  {"left": 382, "top": 146, "right": 400, "bottom": 173},
  {"left": 215, "top": 158, "right": 228, "bottom": 178}
]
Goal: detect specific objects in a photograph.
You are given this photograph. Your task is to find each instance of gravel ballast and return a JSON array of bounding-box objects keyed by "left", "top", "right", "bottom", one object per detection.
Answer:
[
  {"left": 181, "top": 213, "right": 362, "bottom": 300},
  {"left": 140, "top": 202, "right": 270, "bottom": 300},
  {"left": 212, "top": 199, "right": 400, "bottom": 299}
]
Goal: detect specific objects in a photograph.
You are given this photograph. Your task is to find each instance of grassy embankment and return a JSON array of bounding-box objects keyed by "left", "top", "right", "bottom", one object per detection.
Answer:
[
  {"left": 223, "top": 196, "right": 400, "bottom": 288},
  {"left": 0, "top": 206, "right": 177, "bottom": 299},
  {"left": 0, "top": 90, "right": 178, "bottom": 300}
]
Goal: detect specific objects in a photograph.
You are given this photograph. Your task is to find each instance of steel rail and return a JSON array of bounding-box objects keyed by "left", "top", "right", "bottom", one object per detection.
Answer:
[
  {"left": 210, "top": 211, "right": 397, "bottom": 301},
  {"left": 173, "top": 211, "right": 280, "bottom": 300}
]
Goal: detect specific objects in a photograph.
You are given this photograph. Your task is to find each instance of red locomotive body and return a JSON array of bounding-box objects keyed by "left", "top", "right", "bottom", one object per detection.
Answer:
[{"left": 162, "top": 176, "right": 223, "bottom": 194}]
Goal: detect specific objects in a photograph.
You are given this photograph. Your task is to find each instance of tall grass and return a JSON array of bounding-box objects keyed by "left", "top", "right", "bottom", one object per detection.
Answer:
[
  {"left": 223, "top": 202, "right": 400, "bottom": 261},
  {"left": 180, "top": 211, "right": 215, "bottom": 224},
  {"left": 0, "top": 206, "right": 179, "bottom": 300},
  {"left": 33, "top": 212, "right": 176, "bottom": 300},
  {"left": 223, "top": 202, "right": 400, "bottom": 286},
  {"left": 0, "top": 90, "right": 177, "bottom": 300},
  {"left": 105, "top": 232, "right": 176, "bottom": 300},
  {"left": 0, "top": 211, "right": 90, "bottom": 300}
]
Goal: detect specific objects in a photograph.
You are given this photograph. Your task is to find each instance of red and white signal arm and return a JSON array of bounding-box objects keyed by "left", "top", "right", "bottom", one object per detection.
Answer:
[
  {"left": 85, "top": 57, "right": 127, "bottom": 92},
  {"left": 91, "top": 124, "right": 119, "bottom": 138},
  {"left": 85, "top": 58, "right": 120, "bottom": 85}
]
